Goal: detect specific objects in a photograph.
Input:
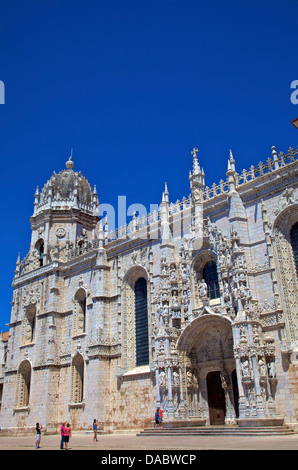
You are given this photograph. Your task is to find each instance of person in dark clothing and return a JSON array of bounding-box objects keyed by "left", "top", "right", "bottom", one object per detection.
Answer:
[{"left": 35, "top": 423, "right": 42, "bottom": 449}]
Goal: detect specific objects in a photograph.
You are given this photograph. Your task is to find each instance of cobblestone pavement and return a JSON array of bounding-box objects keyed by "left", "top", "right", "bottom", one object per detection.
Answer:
[{"left": 0, "top": 432, "right": 297, "bottom": 451}]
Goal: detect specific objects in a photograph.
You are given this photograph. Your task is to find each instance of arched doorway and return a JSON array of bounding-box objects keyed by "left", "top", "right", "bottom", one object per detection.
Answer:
[{"left": 177, "top": 312, "right": 239, "bottom": 425}]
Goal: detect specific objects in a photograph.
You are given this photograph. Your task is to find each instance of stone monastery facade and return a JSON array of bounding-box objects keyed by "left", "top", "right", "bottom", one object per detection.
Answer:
[{"left": 0, "top": 144, "right": 298, "bottom": 434}]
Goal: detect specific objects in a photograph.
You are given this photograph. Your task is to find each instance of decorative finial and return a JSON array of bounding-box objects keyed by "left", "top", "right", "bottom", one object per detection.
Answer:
[
  {"left": 162, "top": 182, "right": 169, "bottom": 203},
  {"left": 191, "top": 147, "right": 200, "bottom": 175},
  {"left": 66, "top": 148, "right": 74, "bottom": 169},
  {"left": 14, "top": 252, "right": 21, "bottom": 277},
  {"left": 228, "top": 149, "right": 236, "bottom": 173}
]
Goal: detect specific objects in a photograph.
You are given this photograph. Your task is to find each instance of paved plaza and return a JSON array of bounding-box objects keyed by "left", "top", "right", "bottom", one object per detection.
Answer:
[{"left": 0, "top": 431, "right": 297, "bottom": 451}]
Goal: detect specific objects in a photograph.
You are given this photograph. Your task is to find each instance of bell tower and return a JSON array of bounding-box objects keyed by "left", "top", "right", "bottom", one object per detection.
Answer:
[{"left": 29, "top": 154, "right": 99, "bottom": 266}]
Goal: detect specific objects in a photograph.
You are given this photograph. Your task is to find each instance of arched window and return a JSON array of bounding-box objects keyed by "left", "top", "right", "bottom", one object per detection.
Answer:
[
  {"left": 290, "top": 222, "right": 298, "bottom": 275},
  {"left": 203, "top": 261, "right": 220, "bottom": 299},
  {"left": 74, "top": 289, "right": 87, "bottom": 334},
  {"left": 134, "top": 277, "right": 149, "bottom": 366},
  {"left": 71, "top": 354, "right": 84, "bottom": 403},
  {"left": 16, "top": 360, "right": 31, "bottom": 408},
  {"left": 35, "top": 239, "right": 44, "bottom": 267}
]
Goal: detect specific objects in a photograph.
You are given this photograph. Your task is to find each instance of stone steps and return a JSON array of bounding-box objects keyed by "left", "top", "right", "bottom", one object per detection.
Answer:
[{"left": 137, "top": 425, "right": 297, "bottom": 437}]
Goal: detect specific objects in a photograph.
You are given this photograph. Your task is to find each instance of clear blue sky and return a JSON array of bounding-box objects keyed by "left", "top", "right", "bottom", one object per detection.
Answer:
[{"left": 0, "top": 0, "right": 297, "bottom": 332}]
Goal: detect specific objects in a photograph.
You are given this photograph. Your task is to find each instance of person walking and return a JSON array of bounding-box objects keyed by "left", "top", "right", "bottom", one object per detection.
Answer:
[
  {"left": 93, "top": 419, "right": 99, "bottom": 442},
  {"left": 155, "top": 408, "right": 160, "bottom": 429},
  {"left": 63, "top": 423, "right": 71, "bottom": 450},
  {"left": 60, "top": 422, "right": 66, "bottom": 449},
  {"left": 35, "top": 423, "right": 42, "bottom": 449}
]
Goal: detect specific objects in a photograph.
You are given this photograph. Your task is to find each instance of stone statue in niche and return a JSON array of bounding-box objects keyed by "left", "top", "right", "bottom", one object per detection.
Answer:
[
  {"left": 199, "top": 279, "right": 207, "bottom": 298},
  {"left": 241, "top": 358, "right": 250, "bottom": 377},
  {"left": 267, "top": 361, "right": 276, "bottom": 378}
]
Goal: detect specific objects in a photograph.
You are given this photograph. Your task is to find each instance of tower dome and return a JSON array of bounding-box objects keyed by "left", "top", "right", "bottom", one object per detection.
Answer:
[
  {"left": 33, "top": 154, "right": 98, "bottom": 215},
  {"left": 29, "top": 153, "right": 99, "bottom": 271},
  {"left": 51, "top": 156, "right": 92, "bottom": 205}
]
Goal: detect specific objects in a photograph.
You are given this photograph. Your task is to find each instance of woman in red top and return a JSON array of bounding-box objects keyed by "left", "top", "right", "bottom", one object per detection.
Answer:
[
  {"left": 63, "top": 423, "right": 71, "bottom": 449},
  {"left": 158, "top": 408, "right": 163, "bottom": 429}
]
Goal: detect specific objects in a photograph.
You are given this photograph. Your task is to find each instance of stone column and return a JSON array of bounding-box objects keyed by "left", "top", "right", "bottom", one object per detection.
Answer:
[
  {"left": 251, "top": 353, "right": 266, "bottom": 417},
  {"left": 235, "top": 355, "right": 246, "bottom": 418},
  {"left": 155, "top": 366, "right": 161, "bottom": 407},
  {"left": 166, "top": 366, "right": 174, "bottom": 417},
  {"left": 178, "top": 366, "right": 186, "bottom": 418}
]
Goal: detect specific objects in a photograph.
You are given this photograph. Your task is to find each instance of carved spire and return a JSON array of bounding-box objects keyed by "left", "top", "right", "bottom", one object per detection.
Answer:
[
  {"left": 33, "top": 186, "right": 39, "bottom": 214},
  {"left": 228, "top": 149, "right": 236, "bottom": 173},
  {"left": 160, "top": 183, "right": 171, "bottom": 241},
  {"left": 189, "top": 147, "right": 205, "bottom": 200},
  {"left": 191, "top": 147, "right": 201, "bottom": 175},
  {"left": 14, "top": 252, "right": 21, "bottom": 277},
  {"left": 92, "top": 185, "right": 99, "bottom": 215},
  {"left": 271, "top": 145, "right": 279, "bottom": 170},
  {"left": 34, "top": 186, "right": 39, "bottom": 202},
  {"left": 162, "top": 182, "right": 169, "bottom": 204},
  {"left": 227, "top": 149, "right": 237, "bottom": 193},
  {"left": 98, "top": 220, "right": 104, "bottom": 248}
]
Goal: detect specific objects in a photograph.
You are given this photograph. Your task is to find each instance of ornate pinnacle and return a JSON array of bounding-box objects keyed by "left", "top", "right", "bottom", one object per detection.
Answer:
[
  {"left": 228, "top": 149, "right": 236, "bottom": 173},
  {"left": 161, "top": 182, "right": 169, "bottom": 204},
  {"left": 191, "top": 147, "right": 201, "bottom": 175}
]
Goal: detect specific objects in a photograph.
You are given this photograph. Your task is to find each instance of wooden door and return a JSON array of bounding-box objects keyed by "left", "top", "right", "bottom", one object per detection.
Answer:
[{"left": 207, "top": 371, "right": 226, "bottom": 425}]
